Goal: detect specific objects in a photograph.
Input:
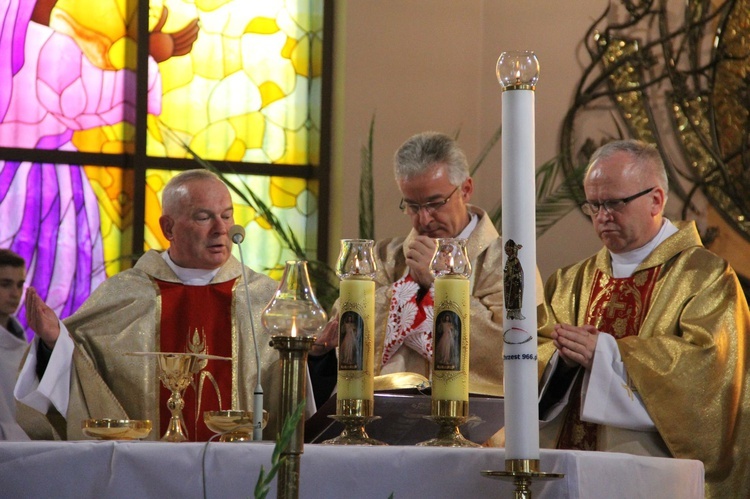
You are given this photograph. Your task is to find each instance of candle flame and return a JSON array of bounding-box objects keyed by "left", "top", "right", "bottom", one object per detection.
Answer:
[
  {"left": 354, "top": 254, "right": 361, "bottom": 273},
  {"left": 290, "top": 317, "right": 297, "bottom": 337}
]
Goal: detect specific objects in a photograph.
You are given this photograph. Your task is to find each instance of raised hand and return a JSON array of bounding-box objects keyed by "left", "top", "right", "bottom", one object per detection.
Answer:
[{"left": 25, "top": 287, "right": 61, "bottom": 350}]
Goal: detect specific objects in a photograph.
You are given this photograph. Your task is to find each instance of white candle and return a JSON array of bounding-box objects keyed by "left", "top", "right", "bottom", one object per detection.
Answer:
[{"left": 498, "top": 51, "right": 540, "bottom": 461}]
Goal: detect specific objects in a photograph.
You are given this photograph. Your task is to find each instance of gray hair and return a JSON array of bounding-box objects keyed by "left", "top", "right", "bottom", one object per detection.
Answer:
[
  {"left": 587, "top": 139, "right": 669, "bottom": 195},
  {"left": 394, "top": 132, "right": 469, "bottom": 186},
  {"left": 161, "top": 169, "right": 225, "bottom": 216}
]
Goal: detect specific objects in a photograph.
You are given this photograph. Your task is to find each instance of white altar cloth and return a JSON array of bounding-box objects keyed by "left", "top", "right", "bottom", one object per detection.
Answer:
[{"left": 0, "top": 441, "right": 704, "bottom": 498}]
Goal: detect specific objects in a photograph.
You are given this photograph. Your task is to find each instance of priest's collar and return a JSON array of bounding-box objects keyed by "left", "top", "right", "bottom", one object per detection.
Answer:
[
  {"left": 162, "top": 251, "right": 221, "bottom": 286},
  {"left": 456, "top": 211, "right": 479, "bottom": 239},
  {"left": 610, "top": 218, "right": 678, "bottom": 278}
]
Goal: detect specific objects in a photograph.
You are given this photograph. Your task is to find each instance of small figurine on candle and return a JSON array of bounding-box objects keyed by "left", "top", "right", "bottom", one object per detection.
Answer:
[{"left": 503, "top": 239, "right": 526, "bottom": 320}]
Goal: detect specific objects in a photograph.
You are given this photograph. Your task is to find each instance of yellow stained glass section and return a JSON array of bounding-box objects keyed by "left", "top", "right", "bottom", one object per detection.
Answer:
[
  {"left": 83, "top": 166, "right": 133, "bottom": 276},
  {"left": 147, "top": 0, "right": 323, "bottom": 166}
]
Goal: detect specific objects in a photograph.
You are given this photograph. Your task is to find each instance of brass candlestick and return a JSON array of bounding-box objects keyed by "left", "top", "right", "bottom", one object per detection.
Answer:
[
  {"left": 481, "top": 459, "right": 564, "bottom": 499},
  {"left": 322, "top": 399, "right": 384, "bottom": 445},
  {"left": 270, "top": 335, "right": 315, "bottom": 499},
  {"left": 261, "top": 260, "right": 327, "bottom": 499},
  {"left": 417, "top": 400, "right": 479, "bottom": 448}
]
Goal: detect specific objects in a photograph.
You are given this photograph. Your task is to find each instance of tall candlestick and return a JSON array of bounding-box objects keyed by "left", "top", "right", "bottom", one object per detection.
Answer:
[{"left": 497, "top": 51, "right": 540, "bottom": 462}]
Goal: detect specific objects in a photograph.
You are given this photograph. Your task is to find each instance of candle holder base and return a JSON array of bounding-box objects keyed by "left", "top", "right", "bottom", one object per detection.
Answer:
[
  {"left": 321, "top": 415, "right": 386, "bottom": 445},
  {"left": 416, "top": 415, "right": 481, "bottom": 448},
  {"left": 481, "top": 459, "right": 564, "bottom": 499}
]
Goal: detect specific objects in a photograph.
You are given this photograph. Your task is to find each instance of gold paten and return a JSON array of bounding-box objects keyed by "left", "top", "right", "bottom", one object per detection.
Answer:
[
  {"left": 82, "top": 419, "right": 152, "bottom": 440},
  {"left": 204, "top": 410, "right": 268, "bottom": 442}
]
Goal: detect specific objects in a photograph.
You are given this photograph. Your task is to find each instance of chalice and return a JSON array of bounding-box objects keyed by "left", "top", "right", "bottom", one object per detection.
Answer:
[
  {"left": 129, "top": 351, "right": 230, "bottom": 442},
  {"left": 157, "top": 353, "right": 199, "bottom": 442}
]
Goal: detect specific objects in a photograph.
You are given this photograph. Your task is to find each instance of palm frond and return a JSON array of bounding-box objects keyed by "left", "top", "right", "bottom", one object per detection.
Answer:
[
  {"left": 490, "top": 157, "right": 588, "bottom": 238},
  {"left": 254, "top": 400, "right": 306, "bottom": 499},
  {"left": 359, "top": 115, "right": 375, "bottom": 240},
  {"left": 469, "top": 124, "right": 503, "bottom": 176}
]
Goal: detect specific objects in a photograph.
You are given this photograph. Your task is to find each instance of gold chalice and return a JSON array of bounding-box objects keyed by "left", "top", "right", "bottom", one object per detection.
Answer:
[
  {"left": 129, "top": 351, "right": 230, "bottom": 442},
  {"left": 157, "top": 353, "right": 199, "bottom": 442},
  {"left": 204, "top": 410, "right": 269, "bottom": 442}
]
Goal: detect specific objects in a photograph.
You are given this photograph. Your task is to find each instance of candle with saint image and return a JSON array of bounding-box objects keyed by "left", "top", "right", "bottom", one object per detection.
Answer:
[
  {"left": 430, "top": 238, "right": 471, "bottom": 405},
  {"left": 336, "top": 278, "right": 375, "bottom": 401},
  {"left": 335, "top": 240, "right": 377, "bottom": 411}
]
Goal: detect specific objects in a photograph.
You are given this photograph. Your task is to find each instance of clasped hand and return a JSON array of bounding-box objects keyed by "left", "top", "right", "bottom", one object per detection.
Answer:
[
  {"left": 551, "top": 323, "right": 599, "bottom": 370},
  {"left": 405, "top": 235, "right": 437, "bottom": 289}
]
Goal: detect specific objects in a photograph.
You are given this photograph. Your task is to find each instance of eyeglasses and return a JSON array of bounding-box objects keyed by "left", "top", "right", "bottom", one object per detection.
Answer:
[
  {"left": 399, "top": 185, "right": 460, "bottom": 215},
  {"left": 581, "top": 187, "right": 655, "bottom": 216}
]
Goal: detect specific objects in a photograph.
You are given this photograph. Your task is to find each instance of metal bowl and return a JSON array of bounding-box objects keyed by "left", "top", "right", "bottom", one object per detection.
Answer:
[
  {"left": 82, "top": 419, "right": 152, "bottom": 440},
  {"left": 204, "top": 410, "right": 268, "bottom": 442}
]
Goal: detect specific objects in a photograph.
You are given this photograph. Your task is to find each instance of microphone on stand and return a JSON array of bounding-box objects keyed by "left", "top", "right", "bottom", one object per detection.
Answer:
[{"left": 229, "top": 224, "right": 264, "bottom": 441}]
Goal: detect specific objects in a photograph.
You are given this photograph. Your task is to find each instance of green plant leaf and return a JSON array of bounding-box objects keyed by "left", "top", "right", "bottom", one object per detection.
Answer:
[
  {"left": 254, "top": 400, "right": 306, "bottom": 499},
  {"left": 359, "top": 115, "right": 376, "bottom": 240}
]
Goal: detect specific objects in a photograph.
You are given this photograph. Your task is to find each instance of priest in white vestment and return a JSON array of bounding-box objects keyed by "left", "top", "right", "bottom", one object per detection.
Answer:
[{"left": 14, "top": 170, "right": 290, "bottom": 440}]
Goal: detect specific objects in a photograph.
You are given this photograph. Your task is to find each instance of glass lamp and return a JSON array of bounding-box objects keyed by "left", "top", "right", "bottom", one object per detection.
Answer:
[
  {"left": 496, "top": 51, "right": 540, "bottom": 90},
  {"left": 262, "top": 260, "right": 326, "bottom": 499}
]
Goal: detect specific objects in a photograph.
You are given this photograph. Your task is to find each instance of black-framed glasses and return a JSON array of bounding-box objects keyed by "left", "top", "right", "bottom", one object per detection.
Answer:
[
  {"left": 581, "top": 187, "right": 655, "bottom": 216},
  {"left": 399, "top": 185, "right": 460, "bottom": 215}
]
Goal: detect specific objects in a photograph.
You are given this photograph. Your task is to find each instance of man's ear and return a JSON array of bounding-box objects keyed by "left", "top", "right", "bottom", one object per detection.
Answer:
[
  {"left": 160, "top": 215, "right": 174, "bottom": 240},
  {"left": 651, "top": 188, "right": 666, "bottom": 216},
  {"left": 461, "top": 177, "right": 474, "bottom": 201}
]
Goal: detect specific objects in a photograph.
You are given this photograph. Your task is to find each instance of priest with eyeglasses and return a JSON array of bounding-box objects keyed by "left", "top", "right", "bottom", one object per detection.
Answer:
[
  {"left": 536, "top": 139, "right": 750, "bottom": 498},
  {"left": 313, "top": 131, "right": 543, "bottom": 399}
]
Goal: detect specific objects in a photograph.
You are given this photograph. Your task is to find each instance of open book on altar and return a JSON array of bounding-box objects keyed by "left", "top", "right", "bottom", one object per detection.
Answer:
[{"left": 305, "top": 373, "right": 505, "bottom": 445}]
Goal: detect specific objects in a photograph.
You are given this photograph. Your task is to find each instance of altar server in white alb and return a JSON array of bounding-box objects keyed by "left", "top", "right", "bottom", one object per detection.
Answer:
[{"left": 0, "top": 249, "right": 29, "bottom": 440}]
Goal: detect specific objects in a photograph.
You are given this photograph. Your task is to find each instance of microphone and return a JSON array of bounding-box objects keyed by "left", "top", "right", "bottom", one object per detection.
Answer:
[
  {"left": 229, "top": 224, "right": 245, "bottom": 244},
  {"left": 230, "top": 224, "right": 264, "bottom": 441}
]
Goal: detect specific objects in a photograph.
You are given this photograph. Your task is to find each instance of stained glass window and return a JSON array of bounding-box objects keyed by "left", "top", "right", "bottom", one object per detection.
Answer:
[{"left": 0, "top": 0, "right": 328, "bottom": 338}]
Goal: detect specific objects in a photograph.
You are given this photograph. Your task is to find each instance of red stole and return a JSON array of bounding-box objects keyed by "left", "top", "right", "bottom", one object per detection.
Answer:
[
  {"left": 556, "top": 266, "right": 660, "bottom": 450},
  {"left": 156, "top": 278, "right": 236, "bottom": 442}
]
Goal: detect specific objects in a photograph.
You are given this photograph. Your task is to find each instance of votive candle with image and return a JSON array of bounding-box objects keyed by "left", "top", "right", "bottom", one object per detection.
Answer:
[
  {"left": 335, "top": 239, "right": 377, "bottom": 415},
  {"left": 431, "top": 238, "right": 471, "bottom": 412}
]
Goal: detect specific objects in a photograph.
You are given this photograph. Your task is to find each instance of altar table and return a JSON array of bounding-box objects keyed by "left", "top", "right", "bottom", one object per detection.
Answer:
[{"left": 0, "top": 441, "right": 704, "bottom": 498}]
